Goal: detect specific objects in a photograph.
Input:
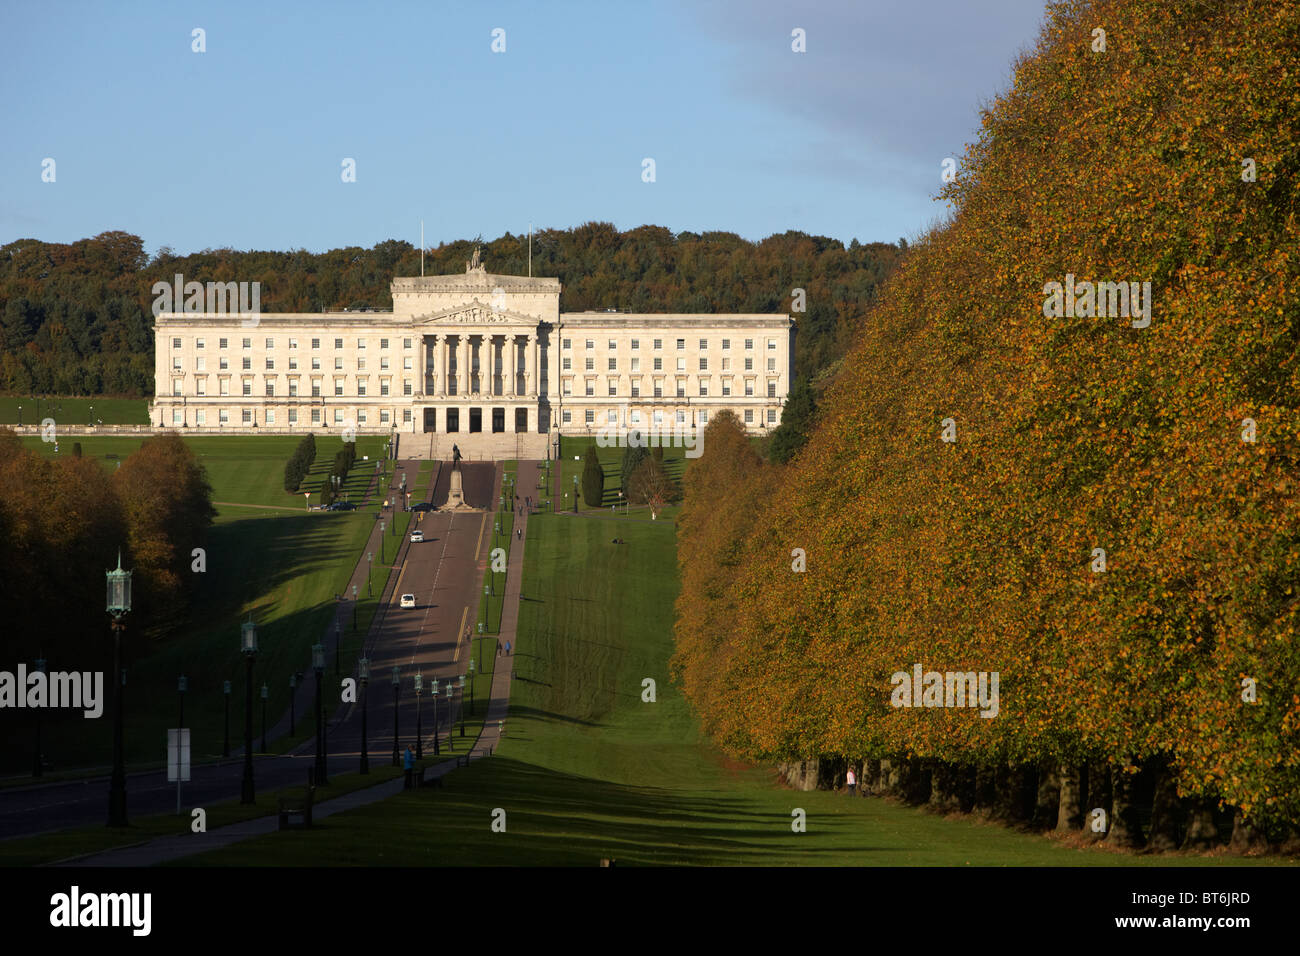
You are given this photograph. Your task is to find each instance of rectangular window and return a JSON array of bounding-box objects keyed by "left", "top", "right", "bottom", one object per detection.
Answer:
[
  {"left": 220, "top": 379, "right": 230, "bottom": 396},
  {"left": 357, "top": 338, "right": 366, "bottom": 349},
  {"left": 289, "top": 408, "right": 298, "bottom": 424},
  {"left": 585, "top": 409, "right": 595, "bottom": 424},
  {"left": 699, "top": 383, "right": 708, "bottom": 396},
  {"left": 335, "top": 379, "right": 344, "bottom": 397},
  {"left": 607, "top": 358, "right": 616, "bottom": 371},
  {"left": 699, "top": 357, "right": 708, "bottom": 370},
  {"left": 265, "top": 358, "right": 274, "bottom": 370},
  {"left": 403, "top": 408, "right": 412, "bottom": 423},
  {"left": 334, "top": 338, "right": 343, "bottom": 349},
  {"left": 722, "top": 339, "right": 730, "bottom": 350},
  {"left": 242, "top": 409, "right": 253, "bottom": 425},
  {"left": 219, "top": 409, "right": 229, "bottom": 425},
  {"left": 767, "top": 408, "right": 777, "bottom": 423},
  {"left": 242, "top": 338, "right": 251, "bottom": 349},
  {"left": 608, "top": 339, "right": 616, "bottom": 350},
  {"left": 653, "top": 385, "right": 662, "bottom": 398},
  {"left": 289, "top": 338, "right": 298, "bottom": 349},
  {"left": 219, "top": 337, "right": 227, "bottom": 349},
  {"left": 608, "top": 383, "right": 617, "bottom": 396},
  {"left": 172, "top": 380, "right": 182, "bottom": 396},
  {"left": 334, "top": 409, "right": 344, "bottom": 424},
  {"left": 745, "top": 358, "right": 753, "bottom": 371},
  {"left": 196, "top": 379, "right": 207, "bottom": 396},
  {"left": 242, "top": 380, "right": 252, "bottom": 397},
  {"left": 380, "top": 409, "right": 390, "bottom": 424},
  {"left": 631, "top": 339, "right": 639, "bottom": 350},
  {"left": 380, "top": 338, "right": 388, "bottom": 349},
  {"left": 768, "top": 382, "right": 776, "bottom": 398},
  {"left": 173, "top": 357, "right": 182, "bottom": 370},
  {"left": 335, "top": 357, "right": 344, "bottom": 370},
  {"left": 266, "top": 409, "right": 276, "bottom": 424},
  {"left": 265, "top": 382, "right": 274, "bottom": 397},
  {"left": 653, "top": 357, "right": 662, "bottom": 371},
  {"left": 676, "top": 338, "right": 685, "bottom": 350},
  {"left": 631, "top": 383, "right": 640, "bottom": 397},
  {"left": 380, "top": 357, "right": 389, "bottom": 370},
  {"left": 358, "top": 410, "right": 367, "bottom": 424},
  {"left": 745, "top": 339, "right": 753, "bottom": 350},
  {"left": 312, "top": 338, "right": 320, "bottom": 349},
  {"left": 358, "top": 381, "right": 366, "bottom": 396},
  {"left": 562, "top": 338, "right": 571, "bottom": 349},
  {"left": 653, "top": 338, "right": 662, "bottom": 350},
  {"left": 768, "top": 339, "right": 777, "bottom": 350},
  {"left": 242, "top": 357, "right": 251, "bottom": 370},
  {"left": 403, "top": 381, "right": 412, "bottom": 396},
  {"left": 608, "top": 409, "right": 618, "bottom": 424},
  {"left": 311, "top": 380, "right": 321, "bottom": 397},
  {"left": 767, "top": 357, "right": 776, "bottom": 370},
  {"left": 744, "top": 409, "right": 754, "bottom": 423},
  {"left": 265, "top": 338, "right": 273, "bottom": 349},
  {"left": 562, "top": 410, "right": 572, "bottom": 424},
  {"left": 676, "top": 385, "right": 685, "bottom": 398},
  {"left": 312, "top": 357, "right": 320, "bottom": 370},
  {"left": 172, "top": 337, "right": 181, "bottom": 349},
  {"left": 289, "top": 357, "right": 298, "bottom": 370},
  {"left": 196, "top": 409, "right": 207, "bottom": 425},
  {"left": 311, "top": 408, "right": 321, "bottom": 424},
  {"left": 196, "top": 338, "right": 205, "bottom": 349},
  {"left": 631, "top": 357, "right": 640, "bottom": 372},
  {"left": 585, "top": 357, "right": 594, "bottom": 371},
  {"left": 220, "top": 357, "right": 229, "bottom": 370},
  {"left": 403, "top": 356, "right": 412, "bottom": 370},
  {"left": 195, "top": 357, "right": 205, "bottom": 372},
  {"left": 585, "top": 384, "right": 594, "bottom": 396},
  {"left": 289, "top": 381, "right": 298, "bottom": 397},
  {"left": 563, "top": 357, "right": 572, "bottom": 371},
  {"left": 699, "top": 338, "right": 707, "bottom": 350},
  {"left": 403, "top": 337, "right": 412, "bottom": 349},
  {"left": 698, "top": 410, "right": 709, "bottom": 425},
  {"left": 745, "top": 382, "right": 754, "bottom": 396},
  {"left": 722, "top": 383, "right": 731, "bottom": 396},
  {"left": 357, "top": 358, "right": 366, "bottom": 371},
  {"left": 585, "top": 339, "right": 594, "bottom": 350},
  {"left": 676, "top": 358, "right": 685, "bottom": 371},
  {"left": 380, "top": 381, "right": 389, "bottom": 396}
]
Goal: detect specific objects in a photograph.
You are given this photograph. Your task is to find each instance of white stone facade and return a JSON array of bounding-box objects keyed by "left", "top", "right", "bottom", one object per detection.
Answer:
[{"left": 150, "top": 258, "right": 795, "bottom": 459}]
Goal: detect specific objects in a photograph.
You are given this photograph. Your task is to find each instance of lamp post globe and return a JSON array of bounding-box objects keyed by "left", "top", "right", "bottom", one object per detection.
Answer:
[
  {"left": 358, "top": 657, "right": 370, "bottom": 773},
  {"left": 240, "top": 616, "right": 258, "bottom": 804},
  {"left": 106, "top": 553, "right": 132, "bottom": 826},
  {"left": 312, "top": 642, "right": 328, "bottom": 785},
  {"left": 414, "top": 672, "right": 424, "bottom": 760}
]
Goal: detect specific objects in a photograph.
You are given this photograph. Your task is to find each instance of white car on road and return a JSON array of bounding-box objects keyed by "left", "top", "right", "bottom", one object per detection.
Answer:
[
  {"left": 399, "top": 593, "right": 416, "bottom": 609},
  {"left": 410, "top": 530, "right": 424, "bottom": 543}
]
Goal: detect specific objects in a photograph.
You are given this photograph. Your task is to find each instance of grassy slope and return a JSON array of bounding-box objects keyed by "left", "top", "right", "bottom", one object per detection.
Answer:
[{"left": 184, "top": 512, "right": 1284, "bottom": 866}]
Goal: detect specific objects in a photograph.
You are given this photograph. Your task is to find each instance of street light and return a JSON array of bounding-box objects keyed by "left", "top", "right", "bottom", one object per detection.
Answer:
[
  {"left": 477, "top": 622, "right": 484, "bottom": 671},
  {"left": 445, "top": 680, "right": 456, "bottom": 751},
  {"left": 430, "top": 678, "right": 440, "bottom": 756},
  {"left": 380, "top": 521, "right": 386, "bottom": 563},
  {"left": 358, "top": 657, "right": 370, "bottom": 774},
  {"left": 240, "top": 616, "right": 258, "bottom": 804},
  {"left": 414, "top": 672, "right": 424, "bottom": 760},
  {"left": 260, "top": 683, "right": 268, "bottom": 752},
  {"left": 223, "top": 679, "right": 231, "bottom": 757},
  {"left": 468, "top": 658, "right": 477, "bottom": 717},
  {"left": 573, "top": 475, "right": 579, "bottom": 512},
  {"left": 177, "top": 675, "right": 187, "bottom": 728},
  {"left": 312, "top": 642, "right": 328, "bottom": 786},
  {"left": 367, "top": 552, "right": 373, "bottom": 597},
  {"left": 335, "top": 619, "right": 341, "bottom": 675},
  {"left": 391, "top": 666, "right": 400, "bottom": 766},
  {"left": 458, "top": 674, "right": 466, "bottom": 737},
  {"left": 288, "top": 673, "right": 297, "bottom": 735},
  {"left": 32, "top": 657, "right": 45, "bottom": 776},
  {"left": 352, "top": 584, "right": 358, "bottom": 631}
]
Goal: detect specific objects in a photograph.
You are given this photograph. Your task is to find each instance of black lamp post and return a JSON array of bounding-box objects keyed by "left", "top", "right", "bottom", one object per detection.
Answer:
[
  {"left": 352, "top": 584, "right": 358, "bottom": 631},
  {"left": 445, "top": 680, "right": 455, "bottom": 751},
  {"left": 380, "top": 521, "right": 385, "bottom": 564},
  {"left": 289, "top": 673, "right": 297, "bottom": 735},
  {"left": 458, "top": 675, "right": 467, "bottom": 737},
  {"left": 468, "top": 657, "right": 476, "bottom": 717},
  {"left": 391, "top": 666, "right": 400, "bottom": 766},
  {"left": 177, "top": 675, "right": 187, "bottom": 728},
  {"left": 240, "top": 615, "right": 258, "bottom": 804},
  {"left": 478, "top": 622, "right": 485, "bottom": 671},
  {"left": 260, "top": 683, "right": 268, "bottom": 752},
  {"left": 359, "top": 657, "right": 370, "bottom": 774},
  {"left": 313, "top": 642, "right": 328, "bottom": 785},
  {"left": 223, "top": 680, "right": 231, "bottom": 757},
  {"left": 430, "top": 678, "right": 440, "bottom": 756},
  {"left": 335, "top": 620, "right": 341, "bottom": 676},
  {"left": 367, "top": 552, "right": 373, "bottom": 597},
  {"left": 414, "top": 672, "right": 424, "bottom": 760},
  {"left": 32, "top": 658, "right": 45, "bottom": 777},
  {"left": 573, "top": 474, "right": 579, "bottom": 512}
]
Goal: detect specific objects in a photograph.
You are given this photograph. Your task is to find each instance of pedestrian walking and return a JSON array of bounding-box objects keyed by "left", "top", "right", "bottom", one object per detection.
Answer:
[
  {"left": 516, "top": 527, "right": 522, "bottom": 540},
  {"left": 403, "top": 745, "right": 414, "bottom": 789},
  {"left": 505, "top": 640, "right": 512, "bottom": 655},
  {"left": 846, "top": 766, "right": 856, "bottom": 797}
]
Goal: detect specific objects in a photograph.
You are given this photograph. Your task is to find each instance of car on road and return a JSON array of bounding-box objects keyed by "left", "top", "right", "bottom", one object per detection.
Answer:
[
  {"left": 399, "top": 593, "right": 416, "bottom": 609},
  {"left": 411, "top": 502, "right": 433, "bottom": 513},
  {"left": 328, "top": 501, "right": 357, "bottom": 511},
  {"left": 410, "top": 530, "right": 424, "bottom": 543}
]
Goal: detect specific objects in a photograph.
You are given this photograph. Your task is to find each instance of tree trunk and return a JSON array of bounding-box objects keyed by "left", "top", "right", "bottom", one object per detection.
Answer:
[
  {"left": 1146, "top": 767, "right": 1181, "bottom": 852},
  {"left": 1082, "top": 759, "right": 1111, "bottom": 840},
  {"left": 1056, "top": 762, "right": 1084, "bottom": 831},
  {"left": 1229, "top": 809, "right": 1267, "bottom": 855},
  {"left": 1180, "top": 794, "right": 1221, "bottom": 851},
  {"left": 1031, "top": 762, "right": 1061, "bottom": 830},
  {"left": 972, "top": 763, "right": 997, "bottom": 815},
  {"left": 1105, "top": 765, "right": 1145, "bottom": 848},
  {"left": 991, "top": 764, "right": 1031, "bottom": 824},
  {"left": 928, "top": 761, "right": 964, "bottom": 813},
  {"left": 864, "top": 758, "right": 882, "bottom": 794}
]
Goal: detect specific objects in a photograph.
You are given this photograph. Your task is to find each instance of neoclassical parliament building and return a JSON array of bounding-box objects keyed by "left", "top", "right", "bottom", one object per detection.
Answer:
[{"left": 150, "top": 251, "right": 795, "bottom": 459}]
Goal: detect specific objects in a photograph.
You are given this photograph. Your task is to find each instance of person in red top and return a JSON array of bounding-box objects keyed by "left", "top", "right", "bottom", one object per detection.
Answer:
[{"left": 846, "top": 766, "right": 857, "bottom": 797}]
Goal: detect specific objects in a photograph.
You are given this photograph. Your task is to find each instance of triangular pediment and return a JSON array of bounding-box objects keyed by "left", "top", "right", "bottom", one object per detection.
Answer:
[{"left": 416, "top": 300, "right": 539, "bottom": 326}]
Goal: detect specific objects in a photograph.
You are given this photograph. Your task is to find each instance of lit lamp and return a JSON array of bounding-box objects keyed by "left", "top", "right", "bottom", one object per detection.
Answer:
[
  {"left": 358, "top": 657, "right": 370, "bottom": 774},
  {"left": 380, "top": 521, "right": 386, "bottom": 563},
  {"left": 312, "top": 642, "right": 328, "bottom": 785},
  {"left": 391, "top": 666, "right": 400, "bottom": 766},
  {"left": 222, "top": 679, "right": 232, "bottom": 758},
  {"left": 240, "top": 616, "right": 258, "bottom": 804},
  {"left": 445, "top": 680, "right": 456, "bottom": 751},
  {"left": 414, "top": 672, "right": 424, "bottom": 760},
  {"left": 468, "top": 658, "right": 477, "bottom": 717},
  {"left": 430, "top": 677, "right": 440, "bottom": 756}
]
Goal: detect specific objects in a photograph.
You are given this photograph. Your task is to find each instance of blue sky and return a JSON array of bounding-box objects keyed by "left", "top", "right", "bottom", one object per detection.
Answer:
[{"left": 0, "top": 0, "right": 1049, "bottom": 256}]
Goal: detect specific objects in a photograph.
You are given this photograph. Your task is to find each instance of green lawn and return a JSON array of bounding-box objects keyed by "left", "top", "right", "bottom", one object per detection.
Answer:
[
  {"left": 0, "top": 395, "right": 150, "bottom": 425},
  {"left": 181, "top": 510, "right": 1284, "bottom": 866}
]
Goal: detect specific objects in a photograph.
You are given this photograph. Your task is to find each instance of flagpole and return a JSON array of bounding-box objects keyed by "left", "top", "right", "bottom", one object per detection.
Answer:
[{"left": 528, "top": 222, "right": 532, "bottom": 277}]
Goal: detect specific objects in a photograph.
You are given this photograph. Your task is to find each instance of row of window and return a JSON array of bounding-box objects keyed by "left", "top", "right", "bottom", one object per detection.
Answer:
[
  {"left": 170, "top": 407, "right": 415, "bottom": 427},
  {"left": 173, "top": 378, "right": 415, "bottom": 397},
  {"left": 172, "top": 336, "right": 414, "bottom": 350},
  {"left": 562, "top": 356, "right": 776, "bottom": 372},
  {"left": 562, "top": 381, "right": 779, "bottom": 398},
  {"left": 562, "top": 337, "right": 776, "bottom": 351},
  {"left": 174, "top": 355, "right": 416, "bottom": 372},
  {"left": 560, "top": 407, "right": 777, "bottom": 426}
]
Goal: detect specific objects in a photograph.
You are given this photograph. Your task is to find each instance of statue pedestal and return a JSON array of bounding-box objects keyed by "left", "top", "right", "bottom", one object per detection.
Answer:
[{"left": 444, "top": 463, "right": 475, "bottom": 511}]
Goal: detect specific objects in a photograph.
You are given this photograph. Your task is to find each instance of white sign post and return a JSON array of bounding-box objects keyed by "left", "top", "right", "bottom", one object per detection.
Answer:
[{"left": 168, "top": 728, "right": 191, "bottom": 814}]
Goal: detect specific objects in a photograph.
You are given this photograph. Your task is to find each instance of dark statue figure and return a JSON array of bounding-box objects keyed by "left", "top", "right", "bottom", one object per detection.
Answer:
[{"left": 452, "top": 443, "right": 462, "bottom": 464}]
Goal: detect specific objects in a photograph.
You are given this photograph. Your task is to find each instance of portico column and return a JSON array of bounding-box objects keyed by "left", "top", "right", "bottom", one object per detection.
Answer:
[
  {"left": 527, "top": 335, "right": 538, "bottom": 397},
  {"left": 443, "top": 335, "right": 452, "bottom": 396},
  {"left": 503, "top": 335, "right": 514, "bottom": 399},
  {"left": 458, "top": 333, "right": 469, "bottom": 395}
]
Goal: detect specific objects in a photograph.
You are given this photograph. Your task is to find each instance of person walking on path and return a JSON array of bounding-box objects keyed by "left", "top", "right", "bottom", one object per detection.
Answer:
[
  {"left": 846, "top": 766, "right": 856, "bottom": 797},
  {"left": 403, "top": 745, "right": 414, "bottom": 789},
  {"left": 505, "top": 640, "right": 512, "bottom": 656}
]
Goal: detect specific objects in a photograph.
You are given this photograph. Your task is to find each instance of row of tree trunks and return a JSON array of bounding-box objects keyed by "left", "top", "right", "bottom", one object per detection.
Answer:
[{"left": 796, "top": 755, "right": 1283, "bottom": 855}]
